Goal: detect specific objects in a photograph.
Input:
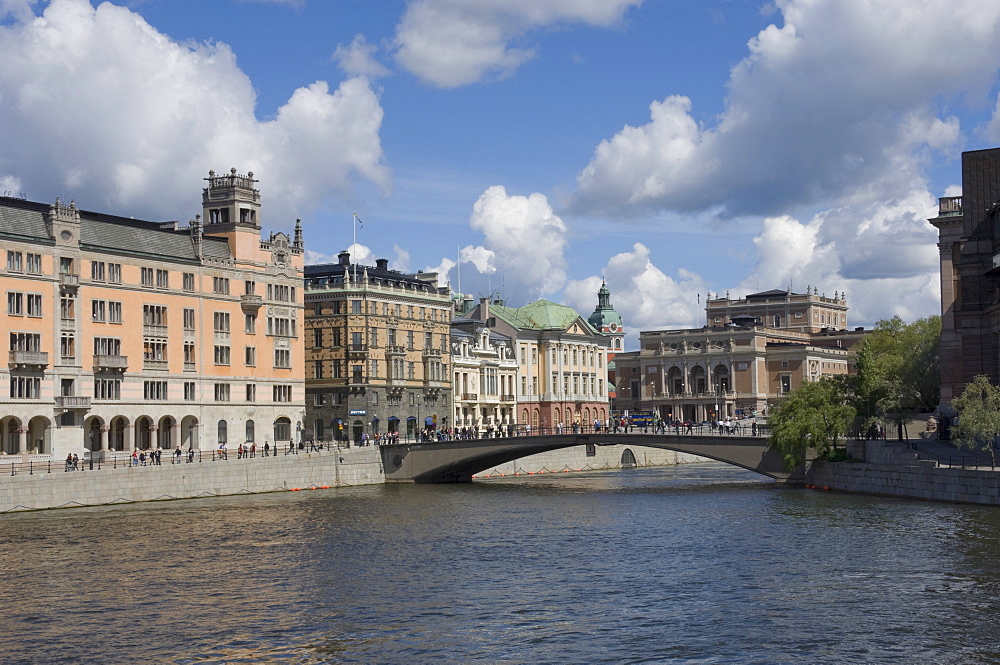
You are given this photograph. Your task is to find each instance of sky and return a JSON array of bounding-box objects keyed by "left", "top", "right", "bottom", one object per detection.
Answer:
[{"left": 2, "top": 0, "right": 1000, "bottom": 349}]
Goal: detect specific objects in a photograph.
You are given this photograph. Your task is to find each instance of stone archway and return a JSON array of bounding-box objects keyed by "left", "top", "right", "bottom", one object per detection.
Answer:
[
  {"left": 27, "top": 416, "right": 51, "bottom": 454},
  {"left": 135, "top": 416, "right": 154, "bottom": 450}
]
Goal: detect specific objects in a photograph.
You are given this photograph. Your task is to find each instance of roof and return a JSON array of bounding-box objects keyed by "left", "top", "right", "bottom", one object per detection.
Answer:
[
  {"left": 0, "top": 196, "right": 230, "bottom": 264},
  {"left": 489, "top": 299, "right": 598, "bottom": 334}
]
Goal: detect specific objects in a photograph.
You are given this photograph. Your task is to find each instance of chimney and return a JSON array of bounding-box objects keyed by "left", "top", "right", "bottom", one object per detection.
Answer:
[
  {"left": 479, "top": 297, "right": 489, "bottom": 323},
  {"left": 376, "top": 258, "right": 389, "bottom": 271},
  {"left": 338, "top": 250, "right": 351, "bottom": 266}
]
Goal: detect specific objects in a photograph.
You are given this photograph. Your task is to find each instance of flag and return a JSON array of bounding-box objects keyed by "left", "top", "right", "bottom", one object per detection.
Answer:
[{"left": 354, "top": 212, "right": 363, "bottom": 228}]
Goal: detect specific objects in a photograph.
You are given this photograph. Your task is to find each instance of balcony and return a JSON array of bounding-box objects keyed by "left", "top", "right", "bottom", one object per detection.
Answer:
[
  {"left": 143, "top": 324, "right": 168, "bottom": 337},
  {"left": 241, "top": 294, "right": 263, "bottom": 312},
  {"left": 461, "top": 393, "right": 478, "bottom": 401},
  {"left": 93, "top": 354, "right": 128, "bottom": 372},
  {"left": 59, "top": 273, "right": 80, "bottom": 290},
  {"left": 55, "top": 395, "right": 91, "bottom": 410},
  {"left": 386, "top": 345, "right": 407, "bottom": 355},
  {"left": 143, "top": 359, "right": 168, "bottom": 371},
  {"left": 501, "top": 394, "right": 516, "bottom": 402},
  {"left": 60, "top": 317, "right": 76, "bottom": 332},
  {"left": 348, "top": 343, "right": 368, "bottom": 357},
  {"left": 9, "top": 350, "right": 48, "bottom": 369}
]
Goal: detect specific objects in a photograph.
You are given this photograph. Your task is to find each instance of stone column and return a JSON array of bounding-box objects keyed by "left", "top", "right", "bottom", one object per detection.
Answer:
[{"left": 16, "top": 427, "right": 26, "bottom": 455}]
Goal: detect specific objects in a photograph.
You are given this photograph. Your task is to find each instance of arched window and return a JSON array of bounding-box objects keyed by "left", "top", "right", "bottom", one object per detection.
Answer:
[
  {"left": 218, "top": 420, "right": 228, "bottom": 445},
  {"left": 245, "top": 420, "right": 255, "bottom": 442},
  {"left": 773, "top": 314, "right": 781, "bottom": 328}
]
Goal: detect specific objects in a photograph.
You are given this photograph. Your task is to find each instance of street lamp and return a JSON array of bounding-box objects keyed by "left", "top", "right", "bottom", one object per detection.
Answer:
[{"left": 296, "top": 422, "right": 302, "bottom": 453}]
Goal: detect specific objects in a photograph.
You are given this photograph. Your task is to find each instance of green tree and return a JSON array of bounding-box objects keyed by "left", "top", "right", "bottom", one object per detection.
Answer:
[
  {"left": 768, "top": 377, "right": 856, "bottom": 471},
  {"left": 853, "top": 315, "right": 940, "bottom": 439},
  {"left": 951, "top": 375, "right": 1000, "bottom": 466}
]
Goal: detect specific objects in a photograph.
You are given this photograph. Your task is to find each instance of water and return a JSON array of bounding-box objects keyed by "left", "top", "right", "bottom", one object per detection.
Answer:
[{"left": 2, "top": 463, "right": 1000, "bottom": 664}]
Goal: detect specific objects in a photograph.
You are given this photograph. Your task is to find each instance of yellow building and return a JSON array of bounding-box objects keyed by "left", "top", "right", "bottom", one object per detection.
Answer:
[
  {"left": 304, "top": 253, "right": 452, "bottom": 443},
  {"left": 0, "top": 169, "right": 304, "bottom": 461}
]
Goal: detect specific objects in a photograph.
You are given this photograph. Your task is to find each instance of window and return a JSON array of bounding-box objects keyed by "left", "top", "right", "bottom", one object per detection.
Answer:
[
  {"left": 156, "top": 269, "right": 169, "bottom": 289},
  {"left": 183, "top": 308, "right": 196, "bottom": 331},
  {"left": 144, "top": 340, "right": 167, "bottom": 362},
  {"left": 10, "top": 332, "right": 41, "bottom": 351},
  {"left": 10, "top": 376, "right": 41, "bottom": 399},
  {"left": 7, "top": 292, "right": 23, "bottom": 315},
  {"left": 213, "top": 311, "right": 230, "bottom": 333},
  {"left": 370, "top": 328, "right": 378, "bottom": 348},
  {"left": 6, "top": 251, "right": 22, "bottom": 272},
  {"left": 246, "top": 383, "right": 256, "bottom": 402},
  {"left": 60, "top": 335, "right": 75, "bottom": 360},
  {"left": 313, "top": 328, "right": 323, "bottom": 348},
  {"left": 273, "top": 385, "right": 292, "bottom": 402},
  {"left": 143, "top": 380, "right": 168, "bottom": 400},
  {"left": 370, "top": 358, "right": 379, "bottom": 377},
  {"left": 267, "top": 316, "right": 293, "bottom": 337},
  {"left": 26, "top": 294, "right": 42, "bottom": 317},
  {"left": 93, "top": 337, "right": 121, "bottom": 356},
  {"left": 108, "top": 301, "right": 122, "bottom": 324},
  {"left": 245, "top": 314, "right": 257, "bottom": 334},
  {"left": 246, "top": 420, "right": 255, "bottom": 443},
  {"left": 141, "top": 267, "right": 154, "bottom": 286},
  {"left": 214, "top": 345, "right": 231, "bottom": 365},
  {"left": 313, "top": 302, "right": 322, "bottom": 316},
  {"left": 213, "top": 277, "right": 229, "bottom": 294},
  {"left": 108, "top": 263, "right": 121, "bottom": 283},
  {"left": 245, "top": 280, "right": 255, "bottom": 295},
  {"left": 214, "top": 383, "right": 230, "bottom": 402},
  {"left": 91, "top": 261, "right": 105, "bottom": 281},
  {"left": 407, "top": 331, "right": 414, "bottom": 350},
  {"left": 26, "top": 253, "right": 41, "bottom": 274},
  {"left": 245, "top": 346, "right": 256, "bottom": 366},
  {"left": 59, "top": 257, "right": 73, "bottom": 275},
  {"left": 183, "top": 272, "right": 195, "bottom": 291},
  {"left": 274, "top": 348, "right": 291, "bottom": 368},
  {"left": 143, "top": 305, "right": 167, "bottom": 326},
  {"left": 773, "top": 314, "right": 781, "bottom": 327},
  {"left": 91, "top": 299, "right": 106, "bottom": 322},
  {"left": 781, "top": 375, "right": 792, "bottom": 394},
  {"left": 314, "top": 360, "right": 323, "bottom": 378},
  {"left": 184, "top": 382, "right": 196, "bottom": 400},
  {"left": 94, "top": 378, "right": 121, "bottom": 400},
  {"left": 218, "top": 420, "right": 228, "bottom": 444},
  {"left": 184, "top": 342, "right": 196, "bottom": 366},
  {"left": 352, "top": 300, "right": 361, "bottom": 314}
]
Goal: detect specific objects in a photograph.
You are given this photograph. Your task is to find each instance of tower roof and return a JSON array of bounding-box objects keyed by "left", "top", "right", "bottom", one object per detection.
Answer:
[{"left": 588, "top": 280, "right": 623, "bottom": 332}]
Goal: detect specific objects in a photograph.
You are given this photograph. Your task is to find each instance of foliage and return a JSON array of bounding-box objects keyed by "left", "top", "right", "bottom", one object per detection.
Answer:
[
  {"left": 768, "top": 378, "right": 856, "bottom": 471},
  {"left": 852, "top": 315, "right": 940, "bottom": 439},
  {"left": 951, "top": 375, "right": 1000, "bottom": 466}
]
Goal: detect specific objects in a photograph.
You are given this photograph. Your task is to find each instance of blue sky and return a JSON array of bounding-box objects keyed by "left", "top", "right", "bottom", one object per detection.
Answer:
[{"left": 3, "top": 0, "right": 1000, "bottom": 347}]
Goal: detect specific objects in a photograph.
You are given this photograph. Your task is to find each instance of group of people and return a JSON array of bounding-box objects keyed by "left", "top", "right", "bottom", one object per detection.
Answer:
[
  {"left": 64, "top": 453, "right": 80, "bottom": 471},
  {"left": 129, "top": 449, "right": 163, "bottom": 466}
]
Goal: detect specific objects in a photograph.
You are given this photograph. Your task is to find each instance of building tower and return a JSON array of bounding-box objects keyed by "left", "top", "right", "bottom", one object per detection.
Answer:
[{"left": 588, "top": 280, "right": 624, "bottom": 356}]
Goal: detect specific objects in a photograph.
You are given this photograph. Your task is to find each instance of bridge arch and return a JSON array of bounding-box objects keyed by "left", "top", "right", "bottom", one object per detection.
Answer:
[{"left": 381, "top": 433, "right": 796, "bottom": 484}]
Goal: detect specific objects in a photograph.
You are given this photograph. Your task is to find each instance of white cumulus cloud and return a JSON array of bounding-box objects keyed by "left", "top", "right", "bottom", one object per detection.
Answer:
[
  {"left": 333, "top": 34, "right": 391, "bottom": 78},
  {"left": 393, "top": 0, "right": 642, "bottom": 88},
  {"left": 0, "top": 0, "right": 389, "bottom": 229}
]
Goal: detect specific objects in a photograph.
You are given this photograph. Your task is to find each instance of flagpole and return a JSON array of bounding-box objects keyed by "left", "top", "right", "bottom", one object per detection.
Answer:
[{"left": 353, "top": 212, "right": 358, "bottom": 283}]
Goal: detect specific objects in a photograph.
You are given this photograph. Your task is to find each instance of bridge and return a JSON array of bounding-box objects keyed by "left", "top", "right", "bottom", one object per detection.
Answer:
[{"left": 378, "top": 432, "right": 800, "bottom": 484}]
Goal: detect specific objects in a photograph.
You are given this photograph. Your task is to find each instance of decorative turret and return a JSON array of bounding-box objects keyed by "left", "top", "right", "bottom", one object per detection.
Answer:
[
  {"left": 293, "top": 218, "right": 303, "bottom": 251},
  {"left": 588, "top": 279, "right": 624, "bottom": 354},
  {"left": 202, "top": 167, "right": 261, "bottom": 230},
  {"left": 47, "top": 197, "right": 81, "bottom": 247}
]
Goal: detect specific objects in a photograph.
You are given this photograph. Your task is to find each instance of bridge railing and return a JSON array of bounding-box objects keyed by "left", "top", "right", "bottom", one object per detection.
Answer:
[{"left": 407, "top": 421, "right": 770, "bottom": 443}]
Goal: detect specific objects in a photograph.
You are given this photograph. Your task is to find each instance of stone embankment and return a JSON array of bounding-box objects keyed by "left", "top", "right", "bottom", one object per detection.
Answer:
[
  {"left": 809, "top": 439, "right": 1000, "bottom": 505},
  {"left": 0, "top": 447, "right": 383, "bottom": 513}
]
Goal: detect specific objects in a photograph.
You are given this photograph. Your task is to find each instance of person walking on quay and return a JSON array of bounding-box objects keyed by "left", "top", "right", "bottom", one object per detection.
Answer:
[
  {"left": 250, "top": 442, "right": 256, "bottom": 458},
  {"left": 309, "top": 437, "right": 319, "bottom": 452},
  {"left": 187, "top": 447, "right": 195, "bottom": 463},
  {"left": 131, "top": 450, "right": 138, "bottom": 466},
  {"left": 155, "top": 449, "right": 162, "bottom": 465},
  {"left": 65, "top": 453, "right": 73, "bottom": 471},
  {"left": 263, "top": 441, "right": 270, "bottom": 457},
  {"left": 139, "top": 451, "right": 146, "bottom": 466},
  {"left": 237, "top": 443, "right": 245, "bottom": 459},
  {"left": 174, "top": 447, "right": 182, "bottom": 464}
]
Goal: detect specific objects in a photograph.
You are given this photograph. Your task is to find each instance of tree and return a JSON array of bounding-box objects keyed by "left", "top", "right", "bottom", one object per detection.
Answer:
[
  {"left": 768, "top": 377, "right": 856, "bottom": 471},
  {"left": 951, "top": 375, "right": 1000, "bottom": 466},
  {"left": 852, "top": 315, "right": 941, "bottom": 439}
]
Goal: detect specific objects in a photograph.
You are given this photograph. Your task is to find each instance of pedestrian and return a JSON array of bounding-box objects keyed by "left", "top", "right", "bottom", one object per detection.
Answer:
[
  {"left": 174, "top": 448, "right": 182, "bottom": 464},
  {"left": 139, "top": 451, "right": 146, "bottom": 466},
  {"left": 264, "top": 441, "right": 270, "bottom": 457},
  {"left": 237, "top": 443, "right": 244, "bottom": 459},
  {"left": 72, "top": 453, "right": 79, "bottom": 470},
  {"left": 65, "top": 453, "right": 73, "bottom": 472},
  {"left": 250, "top": 442, "right": 256, "bottom": 458},
  {"left": 187, "top": 447, "right": 194, "bottom": 463},
  {"left": 155, "top": 449, "right": 162, "bottom": 465},
  {"left": 131, "top": 450, "right": 138, "bottom": 466}
]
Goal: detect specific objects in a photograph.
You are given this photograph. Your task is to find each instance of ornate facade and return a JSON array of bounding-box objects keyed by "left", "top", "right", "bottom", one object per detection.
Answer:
[
  {"left": 450, "top": 306, "right": 518, "bottom": 434},
  {"left": 0, "top": 169, "right": 305, "bottom": 460},
  {"left": 303, "top": 253, "right": 452, "bottom": 442},
  {"left": 614, "top": 289, "right": 864, "bottom": 422}
]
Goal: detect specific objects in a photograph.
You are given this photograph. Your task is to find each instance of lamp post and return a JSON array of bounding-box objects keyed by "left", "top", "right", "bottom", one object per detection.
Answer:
[
  {"left": 296, "top": 422, "right": 302, "bottom": 453},
  {"left": 88, "top": 429, "right": 94, "bottom": 470}
]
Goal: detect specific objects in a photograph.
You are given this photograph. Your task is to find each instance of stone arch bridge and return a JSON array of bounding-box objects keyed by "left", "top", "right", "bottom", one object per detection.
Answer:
[{"left": 379, "top": 433, "right": 800, "bottom": 484}]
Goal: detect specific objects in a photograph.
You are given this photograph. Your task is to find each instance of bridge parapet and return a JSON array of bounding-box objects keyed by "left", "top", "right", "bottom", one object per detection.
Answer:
[{"left": 380, "top": 432, "right": 796, "bottom": 484}]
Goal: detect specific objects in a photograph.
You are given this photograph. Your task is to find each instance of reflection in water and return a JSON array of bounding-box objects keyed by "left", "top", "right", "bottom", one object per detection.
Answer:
[{"left": 0, "top": 463, "right": 998, "bottom": 664}]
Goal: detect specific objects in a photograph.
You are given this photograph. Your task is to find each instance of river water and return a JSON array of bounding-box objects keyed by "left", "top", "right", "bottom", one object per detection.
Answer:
[{"left": 2, "top": 462, "right": 999, "bottom": 664}]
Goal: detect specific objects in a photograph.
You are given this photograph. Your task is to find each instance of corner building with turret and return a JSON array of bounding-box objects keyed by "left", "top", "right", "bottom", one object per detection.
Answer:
[{"left": 0, "top": 170, "right": 305, "bottom": 461}]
